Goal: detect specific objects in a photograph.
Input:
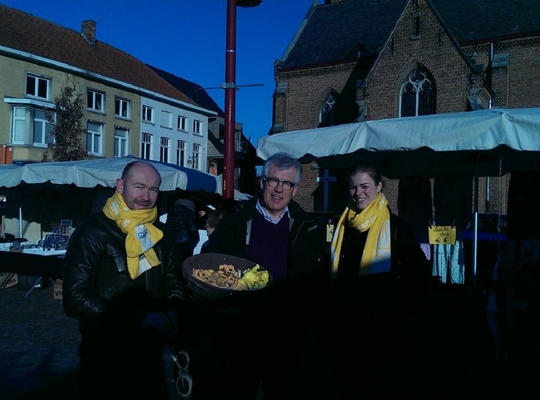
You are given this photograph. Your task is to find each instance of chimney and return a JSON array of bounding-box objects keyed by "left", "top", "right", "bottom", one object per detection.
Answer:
[{"left": 82, "top": 20, "right": 96, "bottom": 45}]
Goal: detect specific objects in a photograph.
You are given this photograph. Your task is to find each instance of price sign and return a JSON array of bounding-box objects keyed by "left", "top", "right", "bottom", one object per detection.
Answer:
[{"left": 428, "top": 225, "right": 457, "bottom": 245}]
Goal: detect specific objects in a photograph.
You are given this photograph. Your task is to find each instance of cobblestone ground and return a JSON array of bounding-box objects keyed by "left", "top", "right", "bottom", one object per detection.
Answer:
[
  {"left": 1, "top": 269, "right": 539, "bottom": 400},
  {"left": 0, "top": 279, "right": 79, "bottom": 400}
]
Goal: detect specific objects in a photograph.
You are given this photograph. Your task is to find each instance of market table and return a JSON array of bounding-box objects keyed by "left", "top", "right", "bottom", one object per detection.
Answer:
[{"left": 0, "top": 247, "right": 65, "bottom": 297}]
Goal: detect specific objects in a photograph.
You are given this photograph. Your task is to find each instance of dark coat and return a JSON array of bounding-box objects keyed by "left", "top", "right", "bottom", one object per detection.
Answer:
[
  {"left": 206, "top": 196, "right": 329, "bottom": 333},
  {"left": 202, "top": 197, "right": 329, "bottom": 398},
  {"left": 332, "top": 210, "right": 431, "bottom": 314},
  {"left": 165, "top": 203, "right": 200, "bottom": 255},
  {"left": 326, "top": 209, "right": 433, "bottom": 399},
  {"left": 207, "top": 197, "right": 327, "bottom": 282},
  {"left": 62, "top": 212, "right": 185, "bottom": 400},
  {"left": 62, "top": 212, "right": 185, "bottom": 330}
]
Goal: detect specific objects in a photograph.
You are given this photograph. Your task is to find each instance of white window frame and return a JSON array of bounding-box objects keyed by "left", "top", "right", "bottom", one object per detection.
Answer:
[
  {"left": 159, "top": 137, "right": 170, "bottom": 163},
  {"left": 115, "top": 97, "right": 131, "bottom": 119},
  {"left": 192, "top": 143, "right": 201, "bottom": 170},
  {"left": 176, "top": 140, "right": 186, "bottom": 167},
  {"left": 193, "top": 119, "right": 202, "bottom": 135},
  {"left": 87, "top": 89, "right": 105, "bottom": 112},
  {"left": 33, "top": 109, "right": 55, "bottom": 146},
  {"left": 141, "top": 132, "right": 152, "bottom": 159},
  {"left": 11, "top": 106, "right": 55, "bottom": 146},
  {"left": 12, "top": 106, "right": 28, "bottom": 144},
  {"left": 114, "top": 127, "right": 129, "bottom": 157},
  {"left": 142, "top": 105, "right": 154, "bottom": 123},
  {"left": 86, "top": 121, "right": 104, "bottom": 156},
  {"left": 177, "top": 115, "right": 187, "bottom": 131},
  {"left": 26, "top": 73, "right": 50, "bottom": 100}
]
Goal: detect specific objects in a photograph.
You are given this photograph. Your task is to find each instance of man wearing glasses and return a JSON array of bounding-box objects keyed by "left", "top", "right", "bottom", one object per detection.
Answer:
[{"left": 202, "top": 152, "right": 327, "bottom": 400}]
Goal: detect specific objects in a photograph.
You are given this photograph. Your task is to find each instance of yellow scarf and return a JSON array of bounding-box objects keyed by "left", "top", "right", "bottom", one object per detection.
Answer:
[
  {"left": 103, "top": 192, "right": 163, "bottom": 279},
  {"left": 330, "top": 192, "right": 391, "bottom": 277}
]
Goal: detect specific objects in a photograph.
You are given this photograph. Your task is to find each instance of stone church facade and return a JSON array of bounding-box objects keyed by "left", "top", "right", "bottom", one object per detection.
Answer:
[{"left": 271, "top": 0, "right": 540, "bottom": 221}]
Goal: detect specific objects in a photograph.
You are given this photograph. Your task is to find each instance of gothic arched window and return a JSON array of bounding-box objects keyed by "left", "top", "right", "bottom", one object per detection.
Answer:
[
  {"left": 319, "top": 93, "right": 337, "bottom": 127},
  {"left": 399, "top": 68, "right": 435, "bottom": 117}
]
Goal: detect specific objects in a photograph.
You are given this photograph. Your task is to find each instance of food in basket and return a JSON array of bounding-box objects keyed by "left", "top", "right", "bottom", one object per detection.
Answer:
[
  {"left": 238, "top": 265, "right": 269, "bottom": 289},
  {"left": 192, "top": 263, "right": 269, "bottom": 290}
]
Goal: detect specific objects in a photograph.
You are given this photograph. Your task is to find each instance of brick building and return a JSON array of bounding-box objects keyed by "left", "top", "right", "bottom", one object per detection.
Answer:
[{"left": 271, "top": 0, "right": 540, "bottom": 220}]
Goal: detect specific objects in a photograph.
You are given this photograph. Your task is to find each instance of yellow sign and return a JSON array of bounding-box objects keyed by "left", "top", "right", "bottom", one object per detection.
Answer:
[{"left": 428, "top": 225, "right": 457, "bottom": 245}]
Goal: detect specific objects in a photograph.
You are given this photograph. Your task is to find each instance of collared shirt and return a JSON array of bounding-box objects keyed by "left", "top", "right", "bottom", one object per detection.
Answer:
[{"left": 256, "top": 200, "right": 289, "bottom": 224}]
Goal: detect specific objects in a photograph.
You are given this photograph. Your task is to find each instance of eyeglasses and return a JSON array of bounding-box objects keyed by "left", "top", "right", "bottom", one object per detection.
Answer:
[{"left": 262, "top": 176, "right": 297, "bottom": 191}]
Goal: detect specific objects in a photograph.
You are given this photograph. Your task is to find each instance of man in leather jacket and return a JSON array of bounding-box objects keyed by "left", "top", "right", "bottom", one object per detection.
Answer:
[
  {"left": 63, "top": 161, "right": 185, "bottom": 400},
  {"left": 200, "top": 152, "right": 328, "bottom": 400},
  {"left": 165, "top": 198, "right": 200, "bottom": 262}
]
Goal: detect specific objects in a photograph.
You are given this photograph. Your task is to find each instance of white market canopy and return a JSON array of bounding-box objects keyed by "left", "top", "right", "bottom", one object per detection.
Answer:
[
  {"left": 257, "top": 108, "right": 540, "bottom": 178},
  {"left": 0, "top": 156, "right": 219, "bottom": 192}
]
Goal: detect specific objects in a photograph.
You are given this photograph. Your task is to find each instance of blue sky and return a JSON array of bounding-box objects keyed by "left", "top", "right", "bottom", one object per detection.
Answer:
[{"left": 2, "top": 0, "right": 319, "bottom": 146}]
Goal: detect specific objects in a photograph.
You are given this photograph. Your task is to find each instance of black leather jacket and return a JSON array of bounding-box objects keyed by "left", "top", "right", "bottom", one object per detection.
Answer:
[
  {"left": 165, "top": 204, "right": 200, "bottom": 252},
  {"left": 62, "top": 212, "right": 185, "bottom": 330}
]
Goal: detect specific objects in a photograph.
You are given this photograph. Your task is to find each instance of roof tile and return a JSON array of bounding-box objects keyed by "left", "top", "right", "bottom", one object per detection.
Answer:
[
  {"left": 280, "top": 0, "right": 540, "bottom": 70},
  {"left": 0, "top": 5, "right": 197, "bottom": 106}
]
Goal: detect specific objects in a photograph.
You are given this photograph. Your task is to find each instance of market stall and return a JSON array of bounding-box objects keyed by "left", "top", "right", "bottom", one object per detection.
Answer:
[{"left": 0, "top": 156, "right": 224, "bottom": 293}]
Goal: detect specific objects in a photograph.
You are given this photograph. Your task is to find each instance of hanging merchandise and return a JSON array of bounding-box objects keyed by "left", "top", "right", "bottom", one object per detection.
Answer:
[{"left": 431, "top": 175, "right": 472, "bottom": 284}]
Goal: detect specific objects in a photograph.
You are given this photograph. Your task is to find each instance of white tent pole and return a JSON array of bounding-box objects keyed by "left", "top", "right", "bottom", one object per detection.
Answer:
[
  {"left": 472, "top": 166, "right": 479, "bottom": 292},
  {"left": 472, "top": 211, "right": 478, "bottom": 291},
  {"left": 18, "top": 207, "right": 23, "bottom": 239},
  {"left": 0, "top": 195, "right": 5, "bottom": 238}
]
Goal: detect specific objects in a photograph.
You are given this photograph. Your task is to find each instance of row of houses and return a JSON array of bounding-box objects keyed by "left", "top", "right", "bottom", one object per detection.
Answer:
[
  {"left": 4, "top": 0, "right": 540, "bottom": 211},
  {"left": 0, "top": 4, "right": 257, "bottom": 195},
  {"left": 270, "top": 0, "right": 540, "bottom": 217}
]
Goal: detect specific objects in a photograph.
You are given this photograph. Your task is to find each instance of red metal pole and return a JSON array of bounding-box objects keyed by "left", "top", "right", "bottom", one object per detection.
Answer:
[{"left": 223, "top": 0, "right": 237, "bottom": 199}]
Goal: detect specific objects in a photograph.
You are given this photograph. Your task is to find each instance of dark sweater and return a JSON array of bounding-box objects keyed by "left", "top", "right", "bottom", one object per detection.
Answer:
[{"left": 247, "top": 211, "right": 289, "bottom": 282}]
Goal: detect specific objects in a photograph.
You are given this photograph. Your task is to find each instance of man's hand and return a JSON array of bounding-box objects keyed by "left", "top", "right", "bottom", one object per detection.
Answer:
[{"left": 142, "top": 310, "right": 178, "bottom": 338}]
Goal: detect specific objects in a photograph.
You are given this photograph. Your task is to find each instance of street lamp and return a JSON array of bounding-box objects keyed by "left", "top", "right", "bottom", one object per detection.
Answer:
[{"left": 223, "top": 0, "right": 262, "bottom": 199}]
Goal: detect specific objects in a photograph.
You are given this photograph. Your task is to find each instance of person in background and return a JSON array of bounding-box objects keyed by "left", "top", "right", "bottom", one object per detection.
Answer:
[
  {"left": 197, "top": 208, "right": 208, "bottom": 229},
  {"left": 62, "top": 161, "right": 186, "bottom": 400},
  {"left": 204, "top": 152, "right": 328, "bottom": 400},
  {"left": 199, "top": 209, "right": 225, "bottom": 253},
  {"left": 327, "top": 160, "right": 431, "bottom": 399},
  {"left": 166, "top": 198, "right": 200, "bottom": 262}
]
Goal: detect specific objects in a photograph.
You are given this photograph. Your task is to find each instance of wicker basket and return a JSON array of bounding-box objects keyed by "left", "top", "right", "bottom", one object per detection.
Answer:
[{"left": 183, "top": 253, "right": 272, "bottom": 311}]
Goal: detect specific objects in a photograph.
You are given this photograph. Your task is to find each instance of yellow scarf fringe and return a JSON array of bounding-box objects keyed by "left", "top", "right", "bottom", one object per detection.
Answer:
[{"left": 103, "top": 192, "right": 163, "bottom": 279}]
